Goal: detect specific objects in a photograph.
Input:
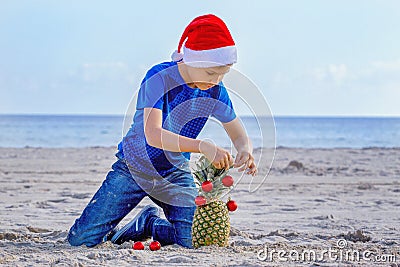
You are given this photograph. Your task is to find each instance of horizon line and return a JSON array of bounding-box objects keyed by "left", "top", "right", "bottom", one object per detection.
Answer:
[{"left": 0, "top": 113, "right": 399, "bottom": 118}]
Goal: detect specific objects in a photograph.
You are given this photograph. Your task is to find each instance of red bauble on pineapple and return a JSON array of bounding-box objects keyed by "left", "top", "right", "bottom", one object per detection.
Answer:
[
  {"left": 149, "top": 240, "right": 161, "bottom": 251},
  {"left": 227, "top": 200, "right": 238, "bottom": 212},
  {"left": 132, "top": 241, "right": 144, "bottom": 250},
  {"left": 222, "top": 175, "right": 234, "bottom": 187},
  {"left": 201, "top": 181, "right": 213, "bottom": 192},
  {"left": 195, "top": 196, "right": 207, "bottom": 206}
]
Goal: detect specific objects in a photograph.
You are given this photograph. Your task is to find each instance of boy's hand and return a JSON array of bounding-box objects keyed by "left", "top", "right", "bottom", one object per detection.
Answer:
[
  {"left": 199, "top": 141, "right": 234, "bottom": 170},
  {"left": 234, "top": 150, "right": 257, "bottom": 176}
]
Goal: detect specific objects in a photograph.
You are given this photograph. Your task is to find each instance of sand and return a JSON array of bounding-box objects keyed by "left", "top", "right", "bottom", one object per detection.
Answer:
[{"left": 0, "top": 146, "right": 399, "bottom": 266}]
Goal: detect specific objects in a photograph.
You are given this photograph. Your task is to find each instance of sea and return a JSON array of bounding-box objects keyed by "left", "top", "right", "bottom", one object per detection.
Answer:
[{"left": 0, "top": 115, "right": 399, "bottom": 148}]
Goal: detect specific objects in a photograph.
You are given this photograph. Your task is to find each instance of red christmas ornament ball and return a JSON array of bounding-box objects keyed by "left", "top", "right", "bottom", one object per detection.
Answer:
[
  {"left": 149, "top": 241, "right": 161, "bottom": 251},
  {"left": 222, "top": 176, "right": 234, "bottom": 187},
  {"left": 227, "top": 200, "right": 238, "bottom": 212},
  {"left": 201, "top": 181, "right": 213, "bottom": 192},
  {"left": 132, "top": 241, "right": 144, "bottom": 250},
  {"left": 195, "top": 196, "right": 207, "bottom": 206}
]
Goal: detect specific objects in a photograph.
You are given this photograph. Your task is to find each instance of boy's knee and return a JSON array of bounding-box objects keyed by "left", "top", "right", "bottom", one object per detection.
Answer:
[
  {"left": 67, "top": 229, "right": 82, "bottom": 247},
  {"left": 176, "top": 237, "right": 194, "bottom": 249},
  {"left": 67, "top": 227, "right": 100, "bottom": 248},
  {"left": 173, "top": 223, "right": 194, "bottom": 248}
]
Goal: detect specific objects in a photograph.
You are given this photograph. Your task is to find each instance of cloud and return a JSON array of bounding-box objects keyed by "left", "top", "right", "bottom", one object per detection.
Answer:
[
  {"left": 351, "top": 59, "right": 400, "bottom": 90},
  {"left": 275, "top": 59, "right": 400, "bottom": 91},
  {"left": 328, "top": 64, "right": 347, "bottom": 84},
  {"left": 267, "top": 59, "right": 400, "bottom": 115},
  {"left": 47, "top": 61, "right": 144, "bottom": 93},
  {"left": 79, "top": 61, "right": 131, "bottom": 84},
  {"left": 305, "top": 64, "right": 348, "bottom": 86},
  {"left": 371, "top": 59, "right": 400, "bottom": 72}
]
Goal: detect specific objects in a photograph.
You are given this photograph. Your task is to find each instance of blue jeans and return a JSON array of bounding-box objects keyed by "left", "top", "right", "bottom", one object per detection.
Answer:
[{"left": 67, "top": 152, "right": 197, "bottom": 248}]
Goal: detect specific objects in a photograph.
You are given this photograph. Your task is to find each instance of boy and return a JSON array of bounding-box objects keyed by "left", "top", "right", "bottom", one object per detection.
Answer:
[{"left": 67, "top": 14, "right": 257, "bottom": 249}]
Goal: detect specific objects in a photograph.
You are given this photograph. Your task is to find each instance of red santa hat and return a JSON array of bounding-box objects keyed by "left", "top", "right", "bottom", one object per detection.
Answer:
[{"left": 171, "top": 14, "right": 237, "bottom": 68}]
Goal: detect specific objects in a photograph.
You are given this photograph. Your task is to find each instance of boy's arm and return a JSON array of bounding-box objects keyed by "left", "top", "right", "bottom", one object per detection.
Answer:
[
  {"left": 144, "top": 108, "right": 234, "bottom": 169},
  {"left": 144, "top": 108, "right": 200, "bottom": 152},
  {"left": 222, "top": 117, "right": 257, "bottom": 176}
]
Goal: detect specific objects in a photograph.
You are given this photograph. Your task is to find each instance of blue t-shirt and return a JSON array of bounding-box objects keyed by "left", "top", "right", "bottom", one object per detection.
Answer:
[{"left": 119, "top": 61, "right": 236, "bottom": 178}]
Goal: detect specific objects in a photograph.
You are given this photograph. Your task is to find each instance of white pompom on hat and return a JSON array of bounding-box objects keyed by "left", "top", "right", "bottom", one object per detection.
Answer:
[
  {"left": 171, "top": 14, "right": 237, "bottom": 68},
  {"left": 171, "top": 49, "right": 184, "bottom": 62}
]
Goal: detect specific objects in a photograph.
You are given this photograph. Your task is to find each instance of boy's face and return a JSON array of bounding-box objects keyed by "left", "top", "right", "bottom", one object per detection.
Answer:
[{"left": 185, "top": 64, "right": 231, "bottom": 90}]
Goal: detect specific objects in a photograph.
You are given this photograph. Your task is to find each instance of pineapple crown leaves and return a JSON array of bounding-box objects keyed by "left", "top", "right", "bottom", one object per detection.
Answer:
[
  {"left": 191, "top": 155, "right": 234, "bottom": 201},
  {"left": 192, "top": 155, "right": 231, "bottom": 182}
]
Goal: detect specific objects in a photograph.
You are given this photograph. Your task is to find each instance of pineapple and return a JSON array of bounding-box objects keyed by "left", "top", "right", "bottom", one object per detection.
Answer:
[{"left": 191, "top": 155, "right": 234, "bottom": 248}]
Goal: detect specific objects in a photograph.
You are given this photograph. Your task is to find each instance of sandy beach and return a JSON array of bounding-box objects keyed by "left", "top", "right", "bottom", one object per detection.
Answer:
[{"left": 0, "top": 146, "right": 399, "bottom": 266}]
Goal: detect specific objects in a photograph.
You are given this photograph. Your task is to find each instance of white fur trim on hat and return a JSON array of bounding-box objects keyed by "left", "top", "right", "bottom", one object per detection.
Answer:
[{"left": 182, "top": 45, "right": 237, "bottom": 68}]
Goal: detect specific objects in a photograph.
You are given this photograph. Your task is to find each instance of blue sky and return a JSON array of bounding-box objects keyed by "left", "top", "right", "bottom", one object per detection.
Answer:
[{"left": 0, "top": 0, "right": 399, "bottom": 116}]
